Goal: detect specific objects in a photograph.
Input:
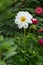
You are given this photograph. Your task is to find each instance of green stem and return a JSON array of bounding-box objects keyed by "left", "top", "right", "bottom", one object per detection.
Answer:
[
  {"left": 0, "top": 50, "right": 1, "bottom": 60},
  {"left": 24, "top": 28, "right": 25, "bottom": 39},
  {"left": 23, "top": 28, "right": 26, "bottom": 49}
]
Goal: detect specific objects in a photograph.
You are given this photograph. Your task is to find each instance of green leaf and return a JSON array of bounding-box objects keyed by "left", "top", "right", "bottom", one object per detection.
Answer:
[
  {"left": 0, "top": 35, "right": 4, "bottom": 41},
  {"left": 1, "top": 38, "right": 14, "bottom": 50},
  {"left": 29, "top": 33, "right": 38, "bottom": 42},
  {"left": 3, "top": 50, "right": 17, "bottom": 60},
  {"left": 0, "top": 61, "right": 6, "bottom": 65}
]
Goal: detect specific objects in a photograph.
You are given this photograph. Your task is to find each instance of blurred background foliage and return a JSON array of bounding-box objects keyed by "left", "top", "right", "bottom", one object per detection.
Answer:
[{"left": 0, "top": 0, "right": 43, "bottom": 65}]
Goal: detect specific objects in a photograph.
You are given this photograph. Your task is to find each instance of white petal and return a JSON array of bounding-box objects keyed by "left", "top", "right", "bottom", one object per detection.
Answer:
[
  {"left": 23, "top": 23, "right": 28, "bottom": 28},
  {"left": 16, "top": 11, "right": 33, "bottom": 19},
  {"left": 26, "top": 19, "right": 32, "bottom": 23},
  {"left": 26, "top": 12, "right": 33, "bottom": 18},
  {"left": 16, "top": 12, "right": 25, "bottom": 18},
  {"left": 15, "top": 19, "right": 21, "bottom": 24},
  {"left": 18, "top": 24, "right": 22, "bottom": 29}
]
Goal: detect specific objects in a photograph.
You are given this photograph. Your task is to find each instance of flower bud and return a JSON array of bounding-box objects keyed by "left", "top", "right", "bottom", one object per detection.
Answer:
[
  {"left": 35, "top": 7, "right": 43, "bottom": 15},
  {"left": 31, "top": 18, "right": 38, "bottom": 25},
  {"left": 38, "top": 29, "right": 43, "bottom": 32},
  {"left": 38, "top": 38, "right": 43, "bottom": 46}
]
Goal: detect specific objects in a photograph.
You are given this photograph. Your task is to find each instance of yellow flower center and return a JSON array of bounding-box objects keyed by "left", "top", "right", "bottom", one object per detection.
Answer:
[{"left": 21, "top": 16, "right": 26, "bottom": 22}]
